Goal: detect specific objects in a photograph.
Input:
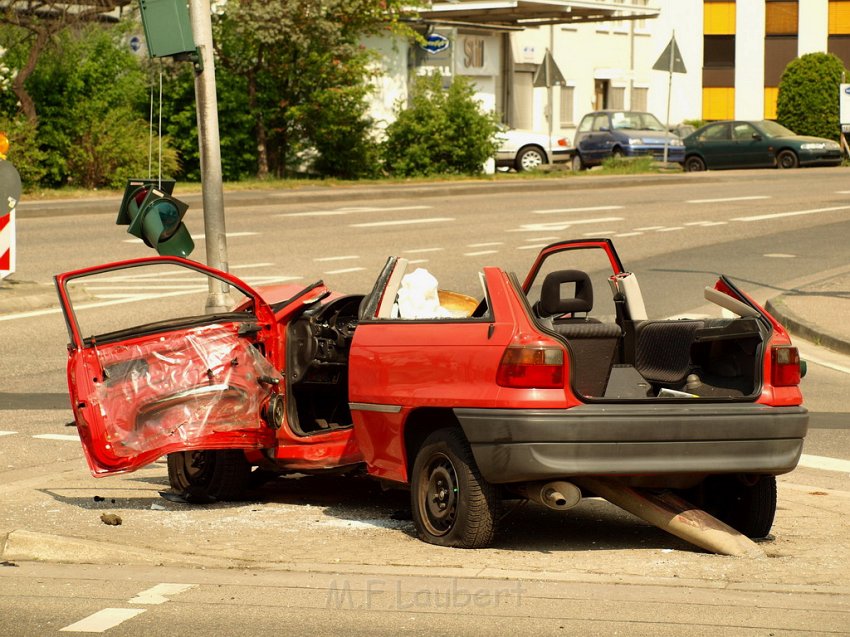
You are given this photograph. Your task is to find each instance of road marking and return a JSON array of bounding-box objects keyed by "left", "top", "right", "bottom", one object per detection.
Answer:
[
  {"left": 686, "top": 195, "right": 770, "bottom": 204},
  {"left": 0, "top": 431, "right": 17, "bottom": 437},
  {"left": 408, "top": 259, "right": 430, "bottom": 265},
  {"left": 657, "top": 226, "right": 684, "bottom": 232},
  {"left": 463, "top": 250, "right": 499, "bottom": 256},
  {"left": 33, "top": 434, "right": 79, "bottom": 442},
  {"left": 799, "top": 454, "right": 850, "bottom": 473},
  {"left": 634, "top": 225, "right": 665, "bottom": 231},
  {"left": 763, "top": 253, "right": 796, "bottom": 258},
  {"left": 613, "top": 232, "right": 644, "bottom": 237},
  {"left": 685, "top": 221, "right": 728, "bottom": 227},
  {"left": 403, "top": 247, "right": 443, "bottom": 254},
  {"left": 800, "top": 352, "right": 850, "bottom": 375},
  {"left": 732, "top": 204, "right": 850, "bottom": 222},
  {"left": 278, "top": 205, "right": 431, "bottom": 218},
  {"left": 533, "top": 205, "right": 624, "bottom": 214},
  {"left": 467, "top": 242, "right": 503, "bottom": 247},
  {"left": 517, "top": 243, "right": 551, "bottom": 250},
  {"left": 314, "top": 255, "right": 359, "bottom": 262},
  {"left": 324, "top": 267, "right": 366, "bottom": 275},
  {"left": 128, "top": 583, "right": 196, "bottom": 605},
  {"left": 835, "top": 190, "right": 850, "bottom": 194},
  {"left": 351, "top": 217, "right": 454, "bottom": 228},
  {"left": 60, "top": 608, "right": 146, "bottom": 633},
  {"left": 509, "top": 216, "right": 624, "bottom": 232},
  {"left": 582, "top": 231, "right": 614, "bottom": 236}
]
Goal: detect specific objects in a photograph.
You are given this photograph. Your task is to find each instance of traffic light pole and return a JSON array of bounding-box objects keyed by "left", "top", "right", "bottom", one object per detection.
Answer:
[{"left": 188, "top": 0, "right": 230, "bottom": 313}]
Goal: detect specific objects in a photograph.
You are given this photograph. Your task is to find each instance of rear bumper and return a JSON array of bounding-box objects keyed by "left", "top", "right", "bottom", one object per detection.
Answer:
[{"left": 454, "top": 403, "right": 808, "bottom": 484}]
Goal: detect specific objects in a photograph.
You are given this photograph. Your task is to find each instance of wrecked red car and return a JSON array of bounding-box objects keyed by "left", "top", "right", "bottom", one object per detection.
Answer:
[{"left": 56, "top": 239, "right": 807, "bottom": 548}]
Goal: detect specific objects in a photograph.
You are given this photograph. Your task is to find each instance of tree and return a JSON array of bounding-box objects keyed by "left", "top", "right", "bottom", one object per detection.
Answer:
[
  {"left": 382, "top": 74, "right": 502, "bottom": 177},
  {"left": 777, "top": 52, "right": 848, "bottom": 140}
]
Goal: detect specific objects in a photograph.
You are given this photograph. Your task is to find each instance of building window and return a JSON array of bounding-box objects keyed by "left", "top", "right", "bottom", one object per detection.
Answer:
[
  {"left": 765, "top": 1, "right": 798, "bottom": 35},
  {"left": 704, "top": 1, "right": 736, "bottom": 35},
  {"left": 829, "top": 0, "right": 850, "bottom": 34},
  {"left": 704, "top": 35, "right": 736, "bottom": 68},
  {"left": 610, "top": 86, "right": 626, "bottom": 110},
  {"left": 702, "top": 87, "right": 734, "bottom": 120},
  {"left": 631, "top": 87, "right": 648, "bottom": 111},
  {"left": 559, "top": 86, "right": 574, "bottom": 126},
  {"left": 764, "top": 36, "right": 798, "bottom": 86}
]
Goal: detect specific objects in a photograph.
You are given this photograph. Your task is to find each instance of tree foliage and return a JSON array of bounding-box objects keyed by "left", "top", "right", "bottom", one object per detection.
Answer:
[
  {"left": 777, "top": 52, "right": 847, "bottom": 140},
  {"left": 382, "top": 74, "right": 502, "bottom": 177}
]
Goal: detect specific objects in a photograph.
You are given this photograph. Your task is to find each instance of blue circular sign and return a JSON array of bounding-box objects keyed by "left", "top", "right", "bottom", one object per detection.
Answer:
[
  {"left": 422, "top": 33, "right": 449, "bottom": 55},
  {"left": 129, "top": 36, "right": 141, "bottom": 53}
]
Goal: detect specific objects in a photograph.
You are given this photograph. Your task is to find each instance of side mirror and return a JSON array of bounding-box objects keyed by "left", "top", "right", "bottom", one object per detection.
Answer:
[
  {"left": 752, "top": 133, "right": 762, "bottom": 141},
  {"left": 599, "top": 126, "right": 610, "bottom": 132}
]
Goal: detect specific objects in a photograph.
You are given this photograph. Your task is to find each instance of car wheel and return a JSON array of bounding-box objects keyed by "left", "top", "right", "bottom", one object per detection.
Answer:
[
  {"left": 515, "top": 146, "right": 547, "bottom": 172},
  {"left": 167, "top": 450, "right": 251, "bottom": 502},
  {"left": 571, "top": 153, "right": 585, "bottom": 171},
  {"left": 700, "top": 474, "right": 777, "bottom": 538},
  {"left": 612, "top": 147, "right": 624, "bottom": 159},
  {"left": 684, "top": 155, "right": 706, "bottom": 172},
  {"left": 777, "top": 149, "right": 798, "bottom": 169},
  {"left": 411, "top": 428, "right": 499, "bottom": 548}
]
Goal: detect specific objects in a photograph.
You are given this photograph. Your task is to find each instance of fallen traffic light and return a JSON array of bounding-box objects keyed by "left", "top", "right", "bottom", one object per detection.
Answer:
[{"left": 117, "top": 179, "right": 194, "bottom": 257}]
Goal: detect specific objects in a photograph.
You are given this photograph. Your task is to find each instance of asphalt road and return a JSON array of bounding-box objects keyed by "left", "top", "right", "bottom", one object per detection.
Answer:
[{"left": 1, "top": 168, "right": 849, "bottom": 635}]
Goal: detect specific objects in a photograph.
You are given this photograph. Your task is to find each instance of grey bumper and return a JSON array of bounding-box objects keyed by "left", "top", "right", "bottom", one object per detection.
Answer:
[{"left": 454, "top": 404, "right": 808, "bottom": 484}]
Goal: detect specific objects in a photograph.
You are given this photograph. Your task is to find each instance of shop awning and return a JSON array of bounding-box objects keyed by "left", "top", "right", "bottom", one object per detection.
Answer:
[{"left": 416, "top": 0, "right": 659, "bottom": 28}]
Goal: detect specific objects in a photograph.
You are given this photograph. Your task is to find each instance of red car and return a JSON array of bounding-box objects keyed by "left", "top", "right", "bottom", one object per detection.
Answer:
[{"left": 56, "top": 239, "right": 807, "bottom": 548}]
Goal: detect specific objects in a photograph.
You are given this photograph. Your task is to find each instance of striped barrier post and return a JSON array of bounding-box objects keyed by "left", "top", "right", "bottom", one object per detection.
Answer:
[{"left": 0, "top": 133, "right": 21, "bottom": 280}]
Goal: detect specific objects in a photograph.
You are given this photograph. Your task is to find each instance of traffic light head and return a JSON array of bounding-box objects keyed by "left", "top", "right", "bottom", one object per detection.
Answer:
[{"left": 117, "top": 179, "right": 194, "bottom": 257}]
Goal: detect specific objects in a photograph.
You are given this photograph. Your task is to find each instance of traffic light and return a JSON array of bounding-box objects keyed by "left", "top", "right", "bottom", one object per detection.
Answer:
[{"left": 117, "top": 179, "right": 194, "bottom": 257}]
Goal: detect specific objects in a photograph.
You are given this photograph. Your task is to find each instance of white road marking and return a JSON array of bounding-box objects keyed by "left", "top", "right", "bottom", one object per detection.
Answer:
[
  {"left": 686, "top": 195, "right": 770, "bottom": 204},
  {"left": 800, "top": 351, "right": 850, "bottom": 375},
  {"left": 33, "top": 434, "right": 79, "bottom": 442},
  {"left": 517, "top": 243, "right": 550, "bottom": 250},
  {"left": 657, "top": 226, "right": 684, "bottom": 232},
  {"left": 128, "top": 583, "right": 196, "bottom": 605},
  {"left": 403, "top": 247, "right": 443, "bottom": 254},
  {"left": 835, "top": 190, "right": 850, "bottom": 194},
  {"left": 732, "top": 204, "right": 850, "bottom": 222},
  {"left": 799, "top": 454, "right": 850, "bottom": 474},
  {"left": 408, "top": 259, "right": 430, "bottom": 265},
  {"left": 0, "top": 431, "right": 17, "bottom": 437},
  {"left": 324, "top": 267, "right": 366, "bottom": 275},
  {"left": 467, "top": 242, "right": 503, "bottom": 247},
  {"left": 533, "top": 205, "right": 624, "bottom": 214},
  {"left": 463, "top": 250, "right": 499, "bottom": 256},
  {"left": 314, "top": 255, "right": 359, "bottom": 262},
  {"left": 60, "top": 608, "right": 146, "bottom": 633},
  {"left": 351, "top": 217, "right": 454, "bottom": 228},
  {"left": 509, "top": 216, "right": 624, "bottom": 232},
  {"left": 614, "top": 232, "right": 644, "bottom": 237},
  {"left": 634, "top": 225, "right": 665, "bottom": 231},
  {"left": 582, "top": 231, "right": 614, "bottom": 236},
  {"left": 763, "top": 253, "right": 796, "bottom": 258},
  {"left": 278, "top": 205, "right": 431, "bottom": 218}
]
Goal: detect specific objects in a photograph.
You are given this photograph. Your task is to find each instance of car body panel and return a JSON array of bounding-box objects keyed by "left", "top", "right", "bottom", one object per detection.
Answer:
[
  {"left": 574, "top": 110, "right": 685, "bottom": 166},
  {"left": 684, "top": 120, "right": 843, "bottom": 170},
  {"left": 495, "top": 129, "right": 573, "bottom": 170}
]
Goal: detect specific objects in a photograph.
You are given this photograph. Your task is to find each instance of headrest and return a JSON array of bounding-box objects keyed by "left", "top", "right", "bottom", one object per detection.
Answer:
[{"left": 539, "top": 269, "right": 593, "bottom": 316}]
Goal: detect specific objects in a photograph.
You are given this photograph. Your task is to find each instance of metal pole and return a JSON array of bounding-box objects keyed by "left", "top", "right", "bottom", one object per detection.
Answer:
[
  {"left": 663, "top": 32, "right": 674, "bottom": 164},
  {"left": 547, "top": 25, "right": 554, "bottom": 161},
  {"left": 188, "top": 0, "right": 230, "bottom": 313}
]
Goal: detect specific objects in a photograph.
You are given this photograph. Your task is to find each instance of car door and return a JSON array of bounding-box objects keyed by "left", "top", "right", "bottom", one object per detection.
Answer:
[
  {"left": 692, "top": 122, "right": 733, "bottom": 168},
  {"left": 732, "top": 122, "right": 773, "bottom": 167},
  {"left": 55, "top": 257, "right": 282, "bottom": 476}
]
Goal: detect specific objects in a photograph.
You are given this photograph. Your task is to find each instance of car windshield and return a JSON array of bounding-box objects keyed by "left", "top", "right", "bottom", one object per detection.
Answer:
[
  {"left": 757, "top": 120, "right": 796, "bottom": 138},
  {"left": 610, "top": 112, "right": 665, "bottom": 131}
]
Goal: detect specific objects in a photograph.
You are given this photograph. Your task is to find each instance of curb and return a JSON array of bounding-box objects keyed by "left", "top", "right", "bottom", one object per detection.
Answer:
[{"left": 766, "top": 296, "right": 850, "bottom": 357}]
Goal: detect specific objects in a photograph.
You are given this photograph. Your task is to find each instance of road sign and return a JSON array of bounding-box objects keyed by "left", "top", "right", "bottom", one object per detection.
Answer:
[
  {"left": 840, "top": 84, "right": 850, "bottom": 126},
  {"left": 533, "top": 50, "right": 566, "bottom": 88},
  {"left": 653, "top": 36, "right": 687, "bottom": 74}
]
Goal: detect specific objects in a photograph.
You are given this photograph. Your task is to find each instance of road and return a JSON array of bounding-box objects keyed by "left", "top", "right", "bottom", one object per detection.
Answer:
[{"left": 1, "top": 168, "right": 849, "bottom": 635}]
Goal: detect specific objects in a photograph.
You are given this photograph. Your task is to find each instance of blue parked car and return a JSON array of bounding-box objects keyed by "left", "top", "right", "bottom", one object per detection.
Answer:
[{"left": 572, "top": 110, "right": 684, "bottom": 170}]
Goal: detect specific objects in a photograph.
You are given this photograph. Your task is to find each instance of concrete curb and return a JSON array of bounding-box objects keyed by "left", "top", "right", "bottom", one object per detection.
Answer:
[{"left": 766, "top": 296, "right": 850, "bottom": 357}]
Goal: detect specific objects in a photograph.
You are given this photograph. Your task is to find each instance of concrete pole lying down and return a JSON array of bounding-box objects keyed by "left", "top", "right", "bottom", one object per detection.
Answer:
[{"left": 575, "top": 477, "right": 765, "bottom": 558}]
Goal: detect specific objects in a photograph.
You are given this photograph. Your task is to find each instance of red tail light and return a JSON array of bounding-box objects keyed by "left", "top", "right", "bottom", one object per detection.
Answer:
[
  {"left": 497, "top": 345, "right": 565, "bottom": 388},
  {"left": 771, "top": 346, "right": 801, "bottom": 387}
]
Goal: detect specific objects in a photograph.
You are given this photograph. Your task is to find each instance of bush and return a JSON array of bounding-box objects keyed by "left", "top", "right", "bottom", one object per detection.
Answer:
[
  {"left": 382, "top": 74, "right": 501, "bottom": 177},
  {"left": 777, "top": 52, "right": 847, "bottom": 140},
  {"left": 0, "top": 116, "right": 47, "bottom": 190}
]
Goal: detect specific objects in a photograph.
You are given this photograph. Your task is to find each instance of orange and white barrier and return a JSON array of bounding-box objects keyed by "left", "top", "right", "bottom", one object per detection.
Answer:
[
  {"left": 0, "top": 133, "right": 21, "bottom": 280},
  {"left": 0, "top": 203, "right": 14, "bottom": 279}
]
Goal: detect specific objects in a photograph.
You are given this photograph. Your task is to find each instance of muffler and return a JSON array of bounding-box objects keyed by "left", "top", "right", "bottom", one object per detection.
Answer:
[{"left": 518, "top": 480, "right": 582, "bottom": 510}]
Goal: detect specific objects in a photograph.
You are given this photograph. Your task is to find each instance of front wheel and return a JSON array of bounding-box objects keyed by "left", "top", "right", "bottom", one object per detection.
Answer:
[
  {"left": 684, "top": 155, "right": 706, "bottom": 172},
  {"left": 515, "top": 146, "right": 547, "bottom": 172},
  {"left": 410, "top": 428, "right": 499, "bottom": 548},
  {"left": 167, "top": 450, "right": 251, "bottom": 502},
  {"left": 700, "top": 474, "right": 777, "bottom": 538},
  {"left": 571, "top": 153, "right": 585, "bottom": 171},
  {"left": 777, "top": 149, "right": 798, "bottom": 169}
]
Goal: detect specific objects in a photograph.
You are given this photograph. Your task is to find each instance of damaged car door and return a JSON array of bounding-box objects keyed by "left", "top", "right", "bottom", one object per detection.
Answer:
[{"left": 55, "top": 257, "right": 282, "bottom": 477}]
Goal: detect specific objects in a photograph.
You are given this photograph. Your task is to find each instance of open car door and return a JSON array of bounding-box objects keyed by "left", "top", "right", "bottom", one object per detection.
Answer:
[{"left": 55, "top": 257, "right": 282, "bottom": 476}]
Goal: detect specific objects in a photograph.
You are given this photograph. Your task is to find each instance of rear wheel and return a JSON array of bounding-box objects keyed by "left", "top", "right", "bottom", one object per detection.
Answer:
[
  {"left": 684, "top": 155, "right": 706, "bottom": 172},
  {"left": 515, "top": 146, "right": 547, "bottom": 172},
  {"left": 411, "top": 428, "right": 499, "bottom": 548},
  {"left": 777, "top": 149, "right": 798, "bottom": 169},
  {"left": 611, "top": 147, "right": 624, "bottom": 159},
  {"left": 571, "top": 153, "right": 585, "bottom": 171},
  {"left": 167, "top": 450, "right": 251, "bottom": 502},
  {"left": 700, "top": 474, "right": 777, "bottom": 538}
]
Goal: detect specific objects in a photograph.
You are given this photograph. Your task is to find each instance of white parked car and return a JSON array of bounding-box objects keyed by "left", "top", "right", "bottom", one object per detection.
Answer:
[{"left": 496, "top": 129, "right": 573, "bottom": 172}]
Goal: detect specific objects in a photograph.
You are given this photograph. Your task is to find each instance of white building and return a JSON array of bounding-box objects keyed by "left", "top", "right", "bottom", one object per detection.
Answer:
[{"left": 368, "top": 1, "right": 850, "bottom": 140}]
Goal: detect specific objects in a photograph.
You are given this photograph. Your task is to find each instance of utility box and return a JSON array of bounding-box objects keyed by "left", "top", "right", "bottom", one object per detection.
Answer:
[{"left": 138, "top": 0, "right": 195, "bottom": 58}]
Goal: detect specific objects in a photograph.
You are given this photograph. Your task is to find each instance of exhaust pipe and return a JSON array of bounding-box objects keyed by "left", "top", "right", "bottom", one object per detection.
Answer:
[{"left": 519, "top": 480, "right": 582, "bottom": 510}]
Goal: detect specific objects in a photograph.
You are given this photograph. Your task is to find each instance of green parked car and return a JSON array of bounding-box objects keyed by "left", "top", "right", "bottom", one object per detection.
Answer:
[{"left": 683, "top": 120, "right": 843, "bottom": 171}]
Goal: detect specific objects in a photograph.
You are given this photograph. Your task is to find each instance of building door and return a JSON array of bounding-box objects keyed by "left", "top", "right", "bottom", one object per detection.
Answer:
[
  {"left": 594, "top": 79, "right": 610, "bottom": 110},
  {"left": 511, "top": 70, "right": 534, "bottom": 129}
]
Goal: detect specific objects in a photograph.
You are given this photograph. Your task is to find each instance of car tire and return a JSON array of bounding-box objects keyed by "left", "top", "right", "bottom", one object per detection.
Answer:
[
  {"left": 167, "top": 450, "right": 251, "bottom": 502},
  {"left": 612, "top": 147, "right": 624, "bottom": 159},
  {"left": 777, "top": 149, "right": 798, "bottom": 169},
  {"left": 684, "top": 155, "right": 706, "bottom": 172},
  {"left": 410, "top": 428, "right": 499, "bottom": 548},
  {"left": 700, "top": 474, "right": 777, "bottom": 539},
  {"left": 515, "top": 146, "right": 547, "bottom": 172},
  {"left": 571, "top": 153, "right": 585, "bottom": 171}
]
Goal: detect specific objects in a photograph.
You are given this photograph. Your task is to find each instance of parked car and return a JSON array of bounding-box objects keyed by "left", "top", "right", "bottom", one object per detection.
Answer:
[
  {"left": 495, "top": 129, "right": 573, "bottom": 172},
  {"left": 572, "top": 110, "right": 685, "bottom": 169},
  {"left": 683, "top": 120, "right": 843, "bottom": 171},
  {"left": 56, "top": 239, "right": 807, "bottom": 548}
]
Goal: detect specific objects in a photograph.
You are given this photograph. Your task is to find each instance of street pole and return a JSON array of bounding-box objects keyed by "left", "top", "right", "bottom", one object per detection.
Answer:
[
  {"left": 188, "top": 0, "right": 230, "bottom": 313},
  {"left": 663, "top": 31, "right": 674, "bottom": 164}
]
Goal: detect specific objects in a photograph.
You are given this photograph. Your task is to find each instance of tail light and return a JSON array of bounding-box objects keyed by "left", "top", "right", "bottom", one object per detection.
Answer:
[
  {"left": 497, "top": 344, "right": 565, "bottom": 388},
  {"left": 771, "top": 345, "right": 801, "bottom": 387},
  {"left": 556, "top": 138, "right": 571, "bottom": 148}
]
